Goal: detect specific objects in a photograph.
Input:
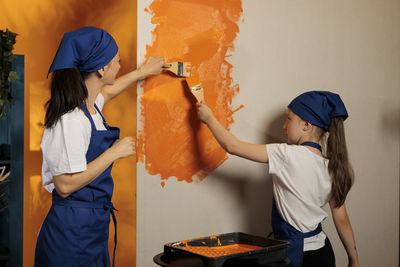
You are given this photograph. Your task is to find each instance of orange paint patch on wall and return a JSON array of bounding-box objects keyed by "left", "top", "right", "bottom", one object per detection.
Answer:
[{"left": 138, "top": 0, "right": 243, "bottom": 184}]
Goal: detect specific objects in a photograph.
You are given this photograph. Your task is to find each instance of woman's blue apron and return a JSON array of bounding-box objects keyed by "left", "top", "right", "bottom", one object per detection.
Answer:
[
  {"left": 35, "top": 103, "right": 119, "bottom": 267},
  {"left": 271, "top": 141, "right": 323, "bottom": 267}
]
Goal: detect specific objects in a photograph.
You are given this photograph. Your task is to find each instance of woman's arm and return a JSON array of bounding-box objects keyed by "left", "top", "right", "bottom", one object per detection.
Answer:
[
  {"left": 101, "top": 56, "right": 170, "bottom": 103},
  {"left": 197, "top": 102, "right": 268, "bottom": 163},
  {"left": 53, "top": 136, "right": 135, "bottom": 198},
  {"left": 329, "top": 199, "right": 360, "bottom": 267}
]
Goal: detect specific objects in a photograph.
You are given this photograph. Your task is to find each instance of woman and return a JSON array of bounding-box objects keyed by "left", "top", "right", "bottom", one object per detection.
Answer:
[{"left": 35, "top": 26, "right": 169, "bottom": 267}]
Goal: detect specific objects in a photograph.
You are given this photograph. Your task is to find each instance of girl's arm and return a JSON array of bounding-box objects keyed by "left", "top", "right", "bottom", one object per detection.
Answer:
[
  {"left": 101, "top": 56, "right": 170, "bottom": 103},
  {"left": 197, "top": 102, "right": 268, "bottom": 163},
  {"left": 53, "top": 136, "right": 135, "bottom": 198},
  {"left": 329, "top": 199, "right": 360, "bottom": 267}
]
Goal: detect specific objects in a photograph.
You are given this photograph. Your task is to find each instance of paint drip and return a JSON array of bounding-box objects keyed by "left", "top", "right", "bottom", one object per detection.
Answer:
[{"left": 138, "top": 0, "right": 243, "bottom": 185}]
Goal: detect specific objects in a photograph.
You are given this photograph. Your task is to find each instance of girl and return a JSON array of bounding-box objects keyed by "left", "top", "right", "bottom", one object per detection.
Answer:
[
  {"left": 35, "top": 26, "right": 169, "bottom": 267},
  {"left": 196, "top": 91, "right": 360, "bottom": 267}
]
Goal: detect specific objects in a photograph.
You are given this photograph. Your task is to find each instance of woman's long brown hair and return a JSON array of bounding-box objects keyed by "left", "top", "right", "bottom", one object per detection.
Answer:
[
  {"left": 44, "top": 68, "right": 91, "bottom": 128},
  {"left": 326, "top": 117, "right": 354, "bottom": 208}
]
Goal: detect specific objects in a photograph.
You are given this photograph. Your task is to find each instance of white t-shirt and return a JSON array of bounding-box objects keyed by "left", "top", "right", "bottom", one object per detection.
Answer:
[
  {"left": 266, "top": 143, "right": 332, "bottom": 251},
  {"left": 41, "top": 94, "right": 107, "bottom": 193}
]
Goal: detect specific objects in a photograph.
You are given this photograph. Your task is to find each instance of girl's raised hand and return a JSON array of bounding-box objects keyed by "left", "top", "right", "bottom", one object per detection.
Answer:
[
  {"left": 139, "top": 56, "right": 170, "bottom": 77},
  {"left": 109, "top": 136, "right": 136, "bottom": 160},
  {"left": 196, "top": 101, "right": 214, "bottom": 124}
]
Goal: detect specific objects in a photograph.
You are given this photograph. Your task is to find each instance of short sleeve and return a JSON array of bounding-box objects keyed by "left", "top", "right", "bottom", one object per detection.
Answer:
[
  {"left": 41, "top": 108, "right": 91, "bottom": 177},
  {"left": 266, "top": 143, "right": 288, "bottom": 175}
]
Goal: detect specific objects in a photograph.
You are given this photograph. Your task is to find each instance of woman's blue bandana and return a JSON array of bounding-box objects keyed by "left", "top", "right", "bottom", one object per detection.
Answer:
[{"left": 48, "top": 26, "right": 118, "bottom": 75}]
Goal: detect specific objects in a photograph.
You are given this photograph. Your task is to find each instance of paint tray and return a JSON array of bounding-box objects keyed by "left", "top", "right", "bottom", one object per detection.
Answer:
[{"left": 161, "top": 232, "right": 290, "bottom": 267}]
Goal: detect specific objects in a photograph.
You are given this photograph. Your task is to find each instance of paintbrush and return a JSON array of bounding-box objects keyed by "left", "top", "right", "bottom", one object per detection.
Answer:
[
  {"left": 166, "top": 62, "right": 192, "bottom": 77},
  {"left": 185, "top": 77, "right": 204, "bottom": 103}
]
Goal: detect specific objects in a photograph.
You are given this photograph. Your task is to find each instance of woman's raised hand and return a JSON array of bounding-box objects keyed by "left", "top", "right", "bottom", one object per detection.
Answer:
[
  {"left": 110, "top": 136, "right": 136, "bottom": 160},
  {"left": 139, "top": 56, "right": 170, "bottom": 78},
  {"left": 196, "top": 101, "right": 214, "bottom": 124}
]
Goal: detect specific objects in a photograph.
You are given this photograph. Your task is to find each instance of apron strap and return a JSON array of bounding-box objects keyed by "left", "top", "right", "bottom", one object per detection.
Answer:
[
  {"left": 94, "top": 104, "right": 111, "bottom": 129},
  {"left": 81, "top": 102, "right": 111, "bottom": 130},
  {"left": 271, "top": 198, "right": 322, "bottom": 267},
  {"left": 53, "top": 197, "right": 118, "bottom": 267},
  {"left": 300, "top": 141, "right": 322, "bottom": 152},
  {"left": 81, "top": 102, "right": 98, "bottom": 131},
  {"left": 103, "top": 202, "right": 118, "bottom": 267},
  {"left": 109, "top": 206, "right": 117, "bottom": 267}
]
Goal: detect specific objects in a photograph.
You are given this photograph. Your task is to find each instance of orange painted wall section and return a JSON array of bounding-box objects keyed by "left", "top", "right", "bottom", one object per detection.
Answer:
[
  {"left": 0, "top": 1, "right": 138, "bottom": 266},
  {"left": 138, "top": 0, "right": 243, "bottom": 185}
]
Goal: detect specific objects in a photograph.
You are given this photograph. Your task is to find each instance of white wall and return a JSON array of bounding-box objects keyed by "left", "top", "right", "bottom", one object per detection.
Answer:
[{"left": 137, "top": 1, "right": 400, "bottom": 266}]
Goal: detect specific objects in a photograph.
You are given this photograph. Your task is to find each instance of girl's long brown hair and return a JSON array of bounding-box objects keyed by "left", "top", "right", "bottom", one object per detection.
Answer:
[{"left": 326, "top": 117, "right": 354, "bottom": 208}]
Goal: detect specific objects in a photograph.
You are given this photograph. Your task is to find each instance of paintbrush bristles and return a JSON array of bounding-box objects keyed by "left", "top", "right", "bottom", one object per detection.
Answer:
[
  {"left": 167, "top": 62, "right": 191, "bottom": 77},
  {"left": 185, "top": 77, "right": 204, "bottom": 102},
  {"left": 189, "top": 83, "right": 204, "bottom": 102}
]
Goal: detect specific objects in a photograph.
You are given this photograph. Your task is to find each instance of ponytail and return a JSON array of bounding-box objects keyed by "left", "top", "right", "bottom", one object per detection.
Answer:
[
  {"left": 326, "top": 117, "right": 354, "bottom": 208},
  {"left": 44, "top": 67, "right": 91, "bottom": 128}
]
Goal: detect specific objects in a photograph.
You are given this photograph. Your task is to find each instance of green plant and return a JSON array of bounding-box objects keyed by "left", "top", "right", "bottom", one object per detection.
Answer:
[{"left": 0, "top": 29, "right": 18, "bottom": 119}]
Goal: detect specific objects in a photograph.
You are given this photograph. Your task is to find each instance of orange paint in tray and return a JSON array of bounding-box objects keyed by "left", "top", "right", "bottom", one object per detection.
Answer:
[
  {"left": 163, "top": 232, "right": 290, "bottom": 264},
  {"left": 169, "top": 233, "right": 262, "bottom": 258},
  {"left": 178, "top": 243, "right": 263, "bottom": 258},
  {"left": 137, "top": 0, "right": 243, "bottom": 185}
]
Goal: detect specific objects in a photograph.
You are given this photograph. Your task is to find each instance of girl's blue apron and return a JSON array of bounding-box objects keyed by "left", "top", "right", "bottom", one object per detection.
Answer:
[
  {"left": 270, "top": 141, "right": 323, "bottom": 267},
  {"left": 35, "top": 103, "right": 119, "bottom": 267}
]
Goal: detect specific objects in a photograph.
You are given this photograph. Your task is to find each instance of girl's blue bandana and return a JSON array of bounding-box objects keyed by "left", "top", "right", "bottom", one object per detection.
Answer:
[
  {"left": 288, "top": 91, "right": 348, "bottom": 131},
  {"left": 48, "top": 26, "right": 118, "bottom": 75}
]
